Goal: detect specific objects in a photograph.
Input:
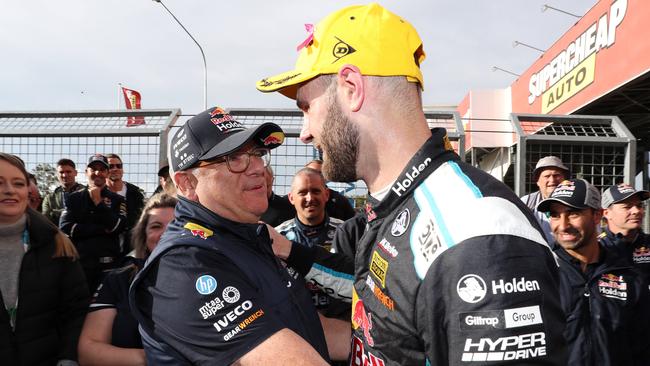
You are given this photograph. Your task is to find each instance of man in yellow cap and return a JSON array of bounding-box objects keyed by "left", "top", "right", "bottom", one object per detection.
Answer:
[{"left": 258, "top": 3, "right": 567, "bottom": 365}]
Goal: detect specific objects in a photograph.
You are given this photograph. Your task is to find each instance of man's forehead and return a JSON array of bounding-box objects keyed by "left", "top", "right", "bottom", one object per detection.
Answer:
[
  {"left": 549, "top": 202, "right": 584, "bottom": 214},
  {"left": 293, "top": 172, "right": 325, "bottom": 187},
  {"left": 539, "top": 168, "right": 566, "bottom": 175}
]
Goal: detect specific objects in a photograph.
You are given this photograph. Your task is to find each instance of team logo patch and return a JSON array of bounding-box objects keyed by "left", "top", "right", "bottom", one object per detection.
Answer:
[
  {"left": 184, "top": 222, "right": 214, "bottom": 240},
  {"left": 351, "top": 289, "right": 374, "bottom": 347},
  {"left": 457, "top": 274, "right": 487, "bottom": 303},
  {"left": 633, "top": 246, "right": 650, "bottom": 264},
  {"left": 366, "top": 275, "right": 394, "bottom": 311},
  {"left": 370, "top": 251, "right": 388, "bottom": 287},
  {"left": 332, "top": 37, "right": 356, "bottom": 61},
  {"left": 196, "top": 275, "right": 217, "bottom": 295},
  {"left": 598, "top": 273, "right": 627, "bottom": 300},
  {"left": 391, "top": 209, "right": 410, "bottom": 236},
  {"left": 262, "top": 131, "right": 284, "bottom": 146},
  {"left": 377, "top": 238, "right": 398, "bottom": 258}
]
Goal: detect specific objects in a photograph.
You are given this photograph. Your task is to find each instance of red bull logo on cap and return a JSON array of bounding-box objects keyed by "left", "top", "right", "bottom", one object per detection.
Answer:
[
  {"left": 262, "top": 131, "right": 284, "bottom": 146},
  {"left": 209, "top": 107, "right": 227, "bottom": 117}
]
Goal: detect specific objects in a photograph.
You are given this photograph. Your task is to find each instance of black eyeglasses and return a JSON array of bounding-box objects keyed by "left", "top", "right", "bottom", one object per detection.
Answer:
[
  {"left": 197, "top": 148, "right": 271, "bottom": 173},
  {"left": 109, "top": 164, "right": 123, "bottom": 169}
]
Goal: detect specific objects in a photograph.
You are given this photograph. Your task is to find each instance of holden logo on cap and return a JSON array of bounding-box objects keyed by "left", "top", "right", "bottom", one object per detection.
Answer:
[
  {"left": 332, "top": 37, "right": 356, "bottom": 60},
  {"left": 391, "top": 209, "right": 410, "bottom": 237},
  {"left": 457, "top": 274, "right": 487, "bottom": 303}
]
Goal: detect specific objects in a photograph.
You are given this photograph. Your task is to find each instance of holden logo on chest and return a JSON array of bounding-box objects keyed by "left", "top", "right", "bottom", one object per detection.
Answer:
[{"left": 391, "top": 208, "right": 410, "bottom": 237}]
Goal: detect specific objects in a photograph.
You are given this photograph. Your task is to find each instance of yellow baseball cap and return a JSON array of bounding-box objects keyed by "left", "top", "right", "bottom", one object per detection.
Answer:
[{"left": 256, "top": 3, "right": 426, "bottom": 99}]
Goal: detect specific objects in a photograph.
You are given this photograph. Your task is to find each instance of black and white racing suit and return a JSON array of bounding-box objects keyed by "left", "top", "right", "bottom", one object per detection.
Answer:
[
  {"left": 276, "top": 215, "right": 350, "bottom": 319},
  {"left": 288, "top": 129, "right": 567, "bottom": 365}
]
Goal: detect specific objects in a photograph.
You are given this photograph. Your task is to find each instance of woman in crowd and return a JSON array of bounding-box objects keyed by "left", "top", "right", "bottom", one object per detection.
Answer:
[
  {"left": 78, "top": 193, "right": 177, "bottom": 365},
  {"left": 0, "top": 152, "right": 89, "bottom": 365}
]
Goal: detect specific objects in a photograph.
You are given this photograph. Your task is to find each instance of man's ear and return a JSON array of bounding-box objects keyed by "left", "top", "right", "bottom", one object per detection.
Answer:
[
  {"left": 287, "top": 191, "right": 295, "bottom": 205},
  {"left": 174, "top": 171, "right": 198, "bottom": 201},
  {"left": 337, "top": 64, "right": 365, "bottom": 112}
]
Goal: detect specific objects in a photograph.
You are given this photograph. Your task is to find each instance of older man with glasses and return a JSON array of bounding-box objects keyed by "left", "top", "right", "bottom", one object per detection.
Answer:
[{"left": 129, "top": 107, "right": 330, "bottom": 365}]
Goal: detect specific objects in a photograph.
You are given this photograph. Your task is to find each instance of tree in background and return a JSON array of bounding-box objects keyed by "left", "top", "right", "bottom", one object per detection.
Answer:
[{"left": 33, "top": 163, "right": 58, "bottom": 196}]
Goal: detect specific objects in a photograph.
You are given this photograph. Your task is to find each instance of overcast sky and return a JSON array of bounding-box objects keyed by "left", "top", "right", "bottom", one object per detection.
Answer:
[{"left": 1, "top": 0, "right": 597, "bottom": 115}]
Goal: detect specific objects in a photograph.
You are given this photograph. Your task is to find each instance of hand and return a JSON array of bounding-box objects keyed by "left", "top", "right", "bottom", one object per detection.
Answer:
[
  {"left": 88, "top": 187, "right": 103, "bottom": 206},
  {"left": 264, "top": 223, "right": 292, "bottom": 260}
]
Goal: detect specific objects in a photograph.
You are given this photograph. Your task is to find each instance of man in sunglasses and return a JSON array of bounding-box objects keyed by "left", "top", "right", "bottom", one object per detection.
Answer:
[
  {"left": 129, "top": 107, "right": 330, "bottom": 365},
  {"left": 105, "top": 153, "right": 145, "bottom": 257}
]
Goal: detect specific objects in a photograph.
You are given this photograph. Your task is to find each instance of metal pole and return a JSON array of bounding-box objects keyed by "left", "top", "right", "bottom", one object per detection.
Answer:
[
  {"left": 491, "top": 66, "right": 520, "bottom": 77},
  {"left": 541, "top": 4, "right": 581, "bottom": 19},
  {"left": 512, "top": 41, "right": 545, "bottom": 53},
  {"left": 153, "top": 0, "right": 208, "bottom": 110}
]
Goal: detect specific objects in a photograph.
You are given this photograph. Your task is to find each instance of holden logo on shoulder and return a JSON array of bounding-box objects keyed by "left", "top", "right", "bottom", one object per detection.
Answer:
[
  {"left": 390, "top": 209, "right": 410, "bottom": 237},
  {"left": 457, "top": 274, "right": 487, "bottom": 303},
  {"left": 391, "top": 157, "right": 431, "bottom": 197}
]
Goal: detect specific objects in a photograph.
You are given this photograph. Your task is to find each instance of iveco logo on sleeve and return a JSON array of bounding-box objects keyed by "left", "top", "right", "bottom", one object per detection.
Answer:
[
  {"left": 391, "top": 157, "right": 431, "bottom": 197},
  {"left": 457, "top": 274, "right": 487, "bottom": 303},
  {"left": 390, "top": 209, "right": 410, "bottom": 236}
]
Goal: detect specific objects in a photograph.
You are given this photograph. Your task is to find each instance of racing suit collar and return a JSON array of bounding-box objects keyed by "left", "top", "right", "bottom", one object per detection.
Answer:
[
  {"left": 294, "top": 214, "right": 330, "bottom": 237},
  {"left": 366, "top": 128, "right": 458, "bottom": 222}
]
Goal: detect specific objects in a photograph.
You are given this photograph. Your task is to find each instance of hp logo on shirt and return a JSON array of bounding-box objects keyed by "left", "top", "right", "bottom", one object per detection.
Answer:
[{"left": 195, "top": 275, "right": 218, "bottom": 295}]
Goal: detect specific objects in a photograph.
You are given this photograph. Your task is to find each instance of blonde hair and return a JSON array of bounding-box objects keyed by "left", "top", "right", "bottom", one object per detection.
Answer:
[{"left": 53, "top": 231, "right": 79, "bottom": 259}]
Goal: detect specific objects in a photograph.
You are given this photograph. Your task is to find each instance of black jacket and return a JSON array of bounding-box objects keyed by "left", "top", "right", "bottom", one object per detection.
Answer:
[
  {"left": 122, "top": 182, "right": 145, "bottom": 231},
  {"left": 60, "top": 187, "right": 127, "bottom": 261},
  {"left": 553, "top": 241, "right": 650, "bottom": 365},
  {"left": 0, "top": 209, "right": 89, "bottom": 366},
  {"left": 289, "top": 130, "right": 567, "bottom": 365},
  {"left": 599, "top": 227, "right": 650, "bottom": 282},
  {"left": 121, "top": 182, "right": 145, "bottom": 256},
  {"left": 129, "top": 197, "right": 329, "bottom": 365},
  {"left": 326, "top": 189, "right": 355, "bottom": 221},
  {"left": 260, "top": 192, "right": 295, "bottom": 227}
]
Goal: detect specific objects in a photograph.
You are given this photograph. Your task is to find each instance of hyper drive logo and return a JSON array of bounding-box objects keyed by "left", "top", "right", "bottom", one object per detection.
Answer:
[{"left": 462, "top": 332, "right": 547, "bottom": 362}]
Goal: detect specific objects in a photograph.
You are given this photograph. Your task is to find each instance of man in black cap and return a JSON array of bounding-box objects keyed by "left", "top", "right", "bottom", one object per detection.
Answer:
[
  {"left": 536, "top": 179, "right": 650, "bottom": 365},
  {"left": 600, "top": 183, "right": 650, "bottom": 280},
  {"left": 129, "top": 107, "right": 330, "bottom": 365},
  {"left": 521, "top": 155, "right": 570, "bottom": 244},
  {"left": 60, "top": 154, "right": 127, "bottom": 291}
]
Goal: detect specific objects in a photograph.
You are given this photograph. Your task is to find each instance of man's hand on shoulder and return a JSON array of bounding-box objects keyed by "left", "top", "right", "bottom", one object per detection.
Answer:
[{"left": 264, "top": 223, "right": 292, "bottom": 260}]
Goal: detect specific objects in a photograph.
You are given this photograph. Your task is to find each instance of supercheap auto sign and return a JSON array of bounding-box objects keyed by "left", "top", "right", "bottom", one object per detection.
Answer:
[{"left": 511, "top": 0, "right": 650, "bottom": 114}]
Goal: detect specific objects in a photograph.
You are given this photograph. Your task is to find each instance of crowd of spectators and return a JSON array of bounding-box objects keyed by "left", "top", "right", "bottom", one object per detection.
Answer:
[{"left": 3, "top": 3, "right": 650, "bottom": 366}]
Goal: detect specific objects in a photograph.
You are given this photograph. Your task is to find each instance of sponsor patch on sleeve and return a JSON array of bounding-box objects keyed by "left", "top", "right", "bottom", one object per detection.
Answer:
[{"left": 184, "top": 222, "right": 214, "bottom": 239}]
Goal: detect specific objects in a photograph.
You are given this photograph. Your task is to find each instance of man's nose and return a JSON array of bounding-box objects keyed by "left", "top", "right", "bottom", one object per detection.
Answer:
[{"left": 300, "top": 116, "right": 313, "bottom": 144}]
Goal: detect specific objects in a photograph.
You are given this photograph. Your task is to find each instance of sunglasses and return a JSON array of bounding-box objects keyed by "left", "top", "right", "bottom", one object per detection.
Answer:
[{"left": 109, "top": 164, "right": 123, "bottom": 169}]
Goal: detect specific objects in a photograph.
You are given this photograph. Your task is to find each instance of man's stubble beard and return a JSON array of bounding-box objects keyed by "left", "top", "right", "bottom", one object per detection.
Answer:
[{"left": 320, "top": 91, "right": 360, "bottom": 183}]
